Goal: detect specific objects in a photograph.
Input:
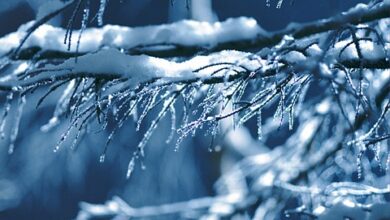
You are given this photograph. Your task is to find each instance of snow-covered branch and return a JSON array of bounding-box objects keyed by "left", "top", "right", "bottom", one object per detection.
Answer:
[
  {"left": 0, "top": 0, "right": 388, "bottom": 163},
  {"left": 76, "top": 182, "right": 390, "bottom": 219},
  {"left": 1, "top": 0, "right": 389, "bottom": 60},
  {"left": 0, "top": 1, "right": 389, "bottom": 219}
]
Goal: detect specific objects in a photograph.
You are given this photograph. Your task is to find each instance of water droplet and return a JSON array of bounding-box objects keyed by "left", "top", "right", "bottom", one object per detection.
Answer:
[
  {"left": 99, "top": 154, "right": 106, "bottom": 163},
  {"left": 53, "top": 145, "right": 60, "bottom": 153},
  {"left": 8, "top": 144, "right": 14, "bottom": 154},
  {"left": 214, "top": 145, "right": 222, "bottom": 152}
]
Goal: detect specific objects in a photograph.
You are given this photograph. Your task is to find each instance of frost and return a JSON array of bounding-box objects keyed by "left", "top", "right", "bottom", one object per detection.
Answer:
[{"left": 126, "top": 156, "right": 135, "bottom": 179}]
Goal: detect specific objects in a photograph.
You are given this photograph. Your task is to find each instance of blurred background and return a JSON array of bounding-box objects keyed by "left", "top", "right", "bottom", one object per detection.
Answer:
[{"left": 0, "top": 0, "right": 369, "bottom": 219}]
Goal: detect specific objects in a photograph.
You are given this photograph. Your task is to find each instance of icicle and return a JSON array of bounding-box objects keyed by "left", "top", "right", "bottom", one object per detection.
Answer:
[
  {"left": 257, "top": 109, "right": 262, "bottom": 140},
  {"left": 76, "top": 6, "right": 90, "bottom": 59},
  {"left": 273, "top": 89, "right": 285, "bottom": 128},
  {"left": 97, "top": 0, "right": 107, "bottom": 26},
  {"left": 374, "top": 143, "right": 382, "bottom": 171},
  {"left": 8, "top": 95, "right": 26, "bottom": 154},
  {"left": 0, "top": 92, "right": 13, "bottom": 139},
  {"left": 174, "top": 139, "right": 181, "bottom": 152},
  {"left": 166, "top": 104, "right": 176, "bottom": 144},
  {"left": 140, "top": 161, "right": 146, "bottom": 170},
  {"left": 276, "top": 0, "right": 283, "bottom": 8},
  {"left": 99, "top": 154, "right": 106, "bottom": 163},
  {"left": 288, "top": 100, "right": 296, "bottom": 131},
  {"left": 126, "top": 156, "right": 135, "bottom": 179},
  {"left": 288, "top": 87, "right": 301, "bottom": 131},
  {"left": 356, "top": 150, "right": 364, "bottom": 180},
  {"left": 288, "top": 109, "right": 294, "bottom": 130}
]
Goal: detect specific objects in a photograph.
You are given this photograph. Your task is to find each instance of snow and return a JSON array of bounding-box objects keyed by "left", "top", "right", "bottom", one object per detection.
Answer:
[
  {"left": 32, "top": 48, "right": 179, "bottom": 88},
  {"left": 65, "top": 49, "right": 175, "bottom": 77},
  {"left": 343, "top": 3, "right": 369, "bottom": 15},
  {"left": 0, "top": 17, "right": 267, "bottom": 56},
  {"left": 315, "top": 99, "right": 331, "bottom": 114},
  {"left": 331, "top": 40, "right": 386, "bottom": 60},
  {"left": 282, "top": 51, "right": 306, "bottom": 63},
  {"left": 298, "top": 118, "right": 321, "bottom": 145},
  {"left": 27, "top": 49, "right": 264, "bottom": 89}
]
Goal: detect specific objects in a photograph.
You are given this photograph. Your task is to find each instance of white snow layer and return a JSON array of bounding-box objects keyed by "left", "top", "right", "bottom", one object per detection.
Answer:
[
  {"left": 331, "top": 39, "right": 387, "bottom": 60},
  {"left": 0, "top": 17, "right": 266, "bottom": 56},
  {"left": 33, "top": 49, "right": 263, "bottom": 88}
]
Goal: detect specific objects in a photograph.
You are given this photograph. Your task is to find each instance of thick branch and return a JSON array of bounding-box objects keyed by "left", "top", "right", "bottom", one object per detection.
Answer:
[
  {"left": 0, "top": 57, "right": 387, "bottom": 92},
  {"left": 10, "top": 1, "right": 390, "bottom": 60}
]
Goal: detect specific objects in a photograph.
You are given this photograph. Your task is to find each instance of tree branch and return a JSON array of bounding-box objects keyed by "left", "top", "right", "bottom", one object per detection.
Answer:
[{"left": 7, "top": 1, "right": 390, "bottom": 60}]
